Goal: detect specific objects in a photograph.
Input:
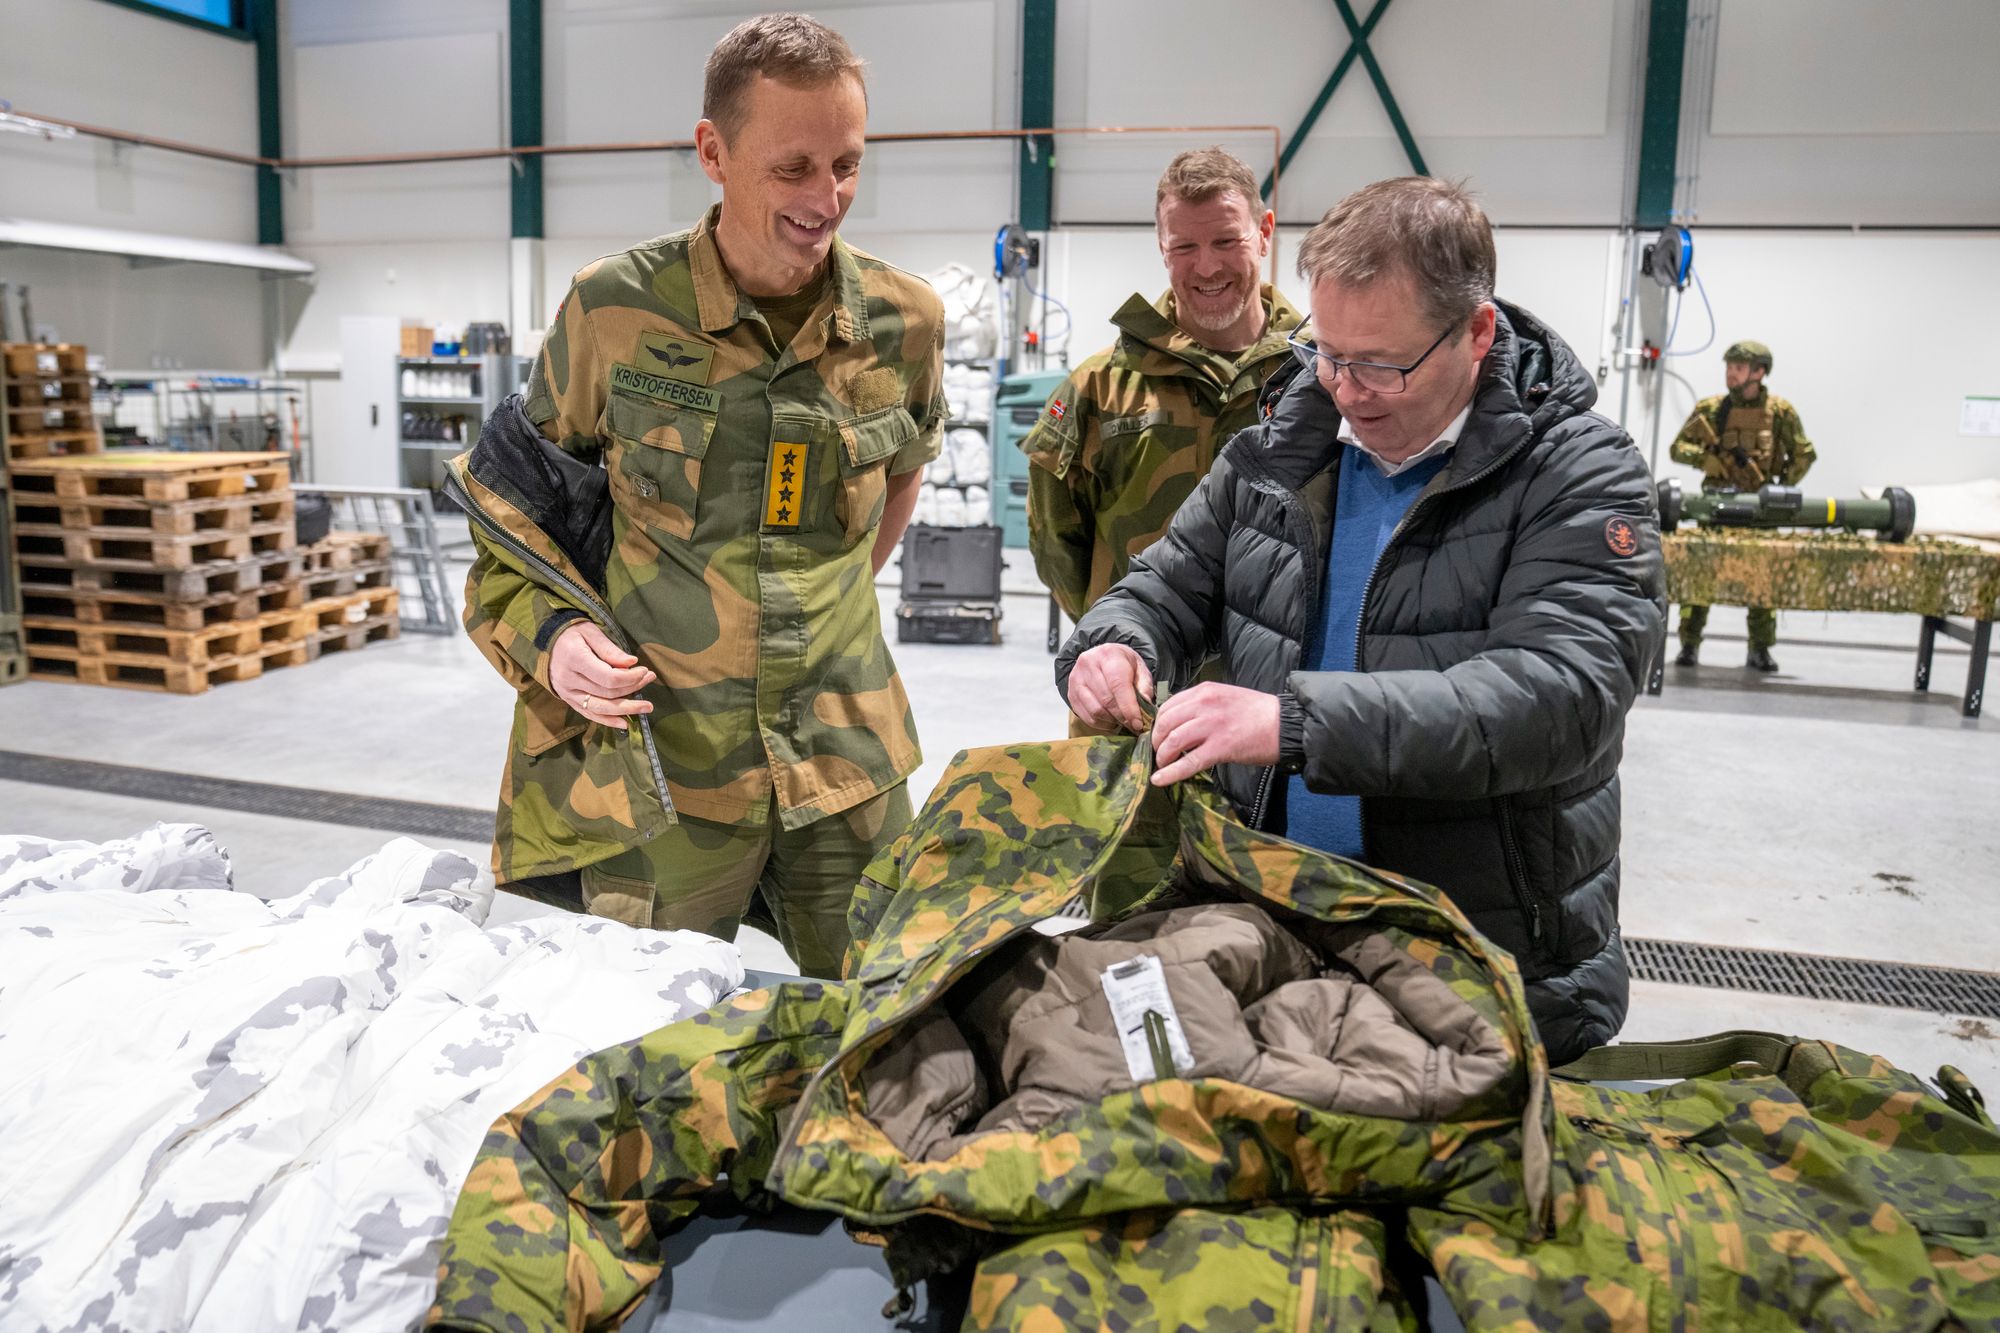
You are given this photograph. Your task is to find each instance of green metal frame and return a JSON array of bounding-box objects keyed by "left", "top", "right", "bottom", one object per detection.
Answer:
[
  {"left": 251, "top": 0, "right": 281, "bottom": 244},
  {"left": 510, "top": 0, "right": 544, "bottom": 239},
  {"left": 95, "top": 0, "right": 251, "bottom": 41},
  {"left": 1331, "top": 0, "right": 1426, "bottom": 177},
  {"left": 1263, "top": 0, "right": 1428, "bottom": 203},
  {"left": 1635, "top": 0, "right": 1689, "bottom": 228},
  {"left": 1018, "top": 0, "right": 1057, "bottom": 231}
]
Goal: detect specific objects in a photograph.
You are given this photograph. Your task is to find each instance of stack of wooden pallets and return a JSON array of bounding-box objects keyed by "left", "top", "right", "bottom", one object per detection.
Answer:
[
  {"left": 7, "top": 451, "right": 400, "bottom": 694},
  {"left": 3, "top": 343, "right": 102, "bottom": 463},
  {"left": 298, "top": 531, "right": 401, "bottom": 659}
]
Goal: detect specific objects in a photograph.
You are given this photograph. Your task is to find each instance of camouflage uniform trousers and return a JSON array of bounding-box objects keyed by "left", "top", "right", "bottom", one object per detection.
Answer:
[
  {"left": 1677, "top": 602, "right": 1778, "bottom": 653},
  {"left": 580, "top": 783, "right": 910, "bottom": 979}
]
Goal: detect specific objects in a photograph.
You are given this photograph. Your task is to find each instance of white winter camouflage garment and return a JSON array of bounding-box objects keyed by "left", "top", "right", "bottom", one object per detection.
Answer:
[{"left": 0, "top": 824, "right": 742, "bottom": 1332}]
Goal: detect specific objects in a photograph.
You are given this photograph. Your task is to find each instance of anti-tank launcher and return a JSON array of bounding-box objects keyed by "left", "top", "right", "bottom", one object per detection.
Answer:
[{"left": 1656, "top": 480, "right": 1917, "bottom": 543}]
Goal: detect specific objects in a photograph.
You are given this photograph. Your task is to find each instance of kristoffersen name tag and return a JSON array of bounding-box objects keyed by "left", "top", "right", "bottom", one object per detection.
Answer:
[{"left": 611, "top": 364, "right": 719, "bottom": 414}]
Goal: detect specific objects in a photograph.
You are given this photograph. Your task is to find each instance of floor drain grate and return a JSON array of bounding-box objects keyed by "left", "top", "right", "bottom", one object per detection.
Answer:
[
  {"left": 0, "top": 750, "right": 495, "bottom": 844},
  {"left": 1627, "top": 936, "right": 2000, "bottom": 1019}
]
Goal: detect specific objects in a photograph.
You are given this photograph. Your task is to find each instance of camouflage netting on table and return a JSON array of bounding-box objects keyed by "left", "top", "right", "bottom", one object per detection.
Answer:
[{"left": 1666, "top": 530, "right": 2000, "bottom": 618}]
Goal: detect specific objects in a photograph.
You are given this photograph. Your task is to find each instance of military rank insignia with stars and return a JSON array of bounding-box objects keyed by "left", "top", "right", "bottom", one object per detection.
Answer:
[{"left": 763, "top": 437, "right": 809, "bottom": 531}]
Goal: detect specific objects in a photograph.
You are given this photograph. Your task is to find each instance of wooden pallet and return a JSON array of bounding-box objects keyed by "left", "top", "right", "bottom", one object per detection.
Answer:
[
  {"left": 304, "top": 585, "right": 399, "bottom": 631},
  {"left": 300, "top": 560, "right": 393, "bottom": 601},
  {"left": 17, "top": 549, "right": 304, "bottom": 601},
  {"left": 5, "top": 401, "right": 95, "bottom": 428},
  {"left": 306, "top": 613, "right": 400, "bottom": 660},
  {"left": 6, "top": 431, "right": 101, "bottom": 462},
  {"left": 27, "top": 637, "right": 309, "bottom": 695},
  {"left": 10, "top": 491, "right": 293, "bottom": 536},
  {"left": 15, "top": 519, "right": 295, "bottom": 570},
  {"left": 2, "top": 344, "right": 88, "bottom": 377},
  {"left": 299, "top": 587, "right": 402, "bottom": 660},
  {"left": 23, "top": 604, "right": 310, "bottom": 666},
  {"left": 2, "top": 380, "right": 91, "bottom": 411},
  {"left": 7, "top": 451, "right": 291, "bottom": 502},
  {"left": 20, "top": 580, "right": 304, "bottom": 631},
  {"left": 300, "top": 531, "right": 394, "bottom": 572}
]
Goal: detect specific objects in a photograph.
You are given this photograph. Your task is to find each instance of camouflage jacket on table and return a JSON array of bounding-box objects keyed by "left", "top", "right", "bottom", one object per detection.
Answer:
[
  {"left": 427, "top": 734, "right": 1553, "bottom": 1332},
  {"left": 1023, "top": 284, "right": 1303, "bottom": 619},
  {"left": 462, "top": 205, "right": 947, "bottom": 880},
  {"left": 1412, "top": 1031, "right": 2000, "bottom": 1330},
  {"left": 1668, "top": 389, "right": 1815, "bottom": 491},
  {"left": 427, "top": 736, "right": 2000, "bottom": 1332},
  {"left": 1665, "top": 529, "right": 2000, "bottom": 619}
]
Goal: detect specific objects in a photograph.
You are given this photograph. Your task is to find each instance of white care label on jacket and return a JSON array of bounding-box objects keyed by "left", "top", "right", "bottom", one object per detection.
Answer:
[{"left": 1101, "top": 954, "right": 1195, "bottom": 1082}]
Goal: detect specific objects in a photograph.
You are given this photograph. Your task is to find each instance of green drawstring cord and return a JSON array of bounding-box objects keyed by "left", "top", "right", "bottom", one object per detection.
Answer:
[{"left": 1143, "top": 1009, "right": 1177, "bottom": 1080}]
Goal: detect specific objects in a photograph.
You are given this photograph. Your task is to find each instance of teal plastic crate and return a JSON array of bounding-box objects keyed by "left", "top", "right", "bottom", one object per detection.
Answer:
[{"left": 990, "top": 369, "right": 1065, "bottom": 550}]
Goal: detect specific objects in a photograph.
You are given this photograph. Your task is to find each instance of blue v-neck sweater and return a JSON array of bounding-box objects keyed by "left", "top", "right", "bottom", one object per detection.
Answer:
[{"left": 1282, "top": 444, "right": 1448, "bottom": 858}]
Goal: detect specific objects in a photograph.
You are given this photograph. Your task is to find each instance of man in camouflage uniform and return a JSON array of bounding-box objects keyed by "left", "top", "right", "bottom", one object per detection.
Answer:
[
  {"left": 463, "top": 14, "right": 946, "bottom": 977},
  {"left": 1024, "top": 148, "right": 1302, "bottom": 621},
  {"left": 1668, "top": 339, "right": 1815, "bottom": 671}
]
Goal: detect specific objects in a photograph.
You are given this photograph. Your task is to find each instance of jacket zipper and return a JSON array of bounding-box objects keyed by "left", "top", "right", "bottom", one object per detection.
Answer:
[
  {"left": 1496, "top": 800, "right": 1544, "bottom": 948},
  {"left": 445, "top": 472, "right": 674, "bottom": 819}
]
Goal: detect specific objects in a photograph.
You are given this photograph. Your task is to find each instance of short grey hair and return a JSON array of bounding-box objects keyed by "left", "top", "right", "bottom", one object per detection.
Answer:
[
  {"left": 703, "top": 13, "right": 867, "bottom": 143},
  {"left": 1295, "top": 176, "right": 1495, "bottom": 327}
]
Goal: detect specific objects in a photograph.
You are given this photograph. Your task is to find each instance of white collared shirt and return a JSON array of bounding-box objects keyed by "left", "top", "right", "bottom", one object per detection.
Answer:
[{"left": 1338, "top": 403, "right": 1474, "bottom": 478}]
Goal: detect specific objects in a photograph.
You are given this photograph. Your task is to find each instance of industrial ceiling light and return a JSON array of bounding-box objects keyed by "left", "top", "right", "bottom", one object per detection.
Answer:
[{"left": 0, "top": 102, "right": 77, "bottom": 141}]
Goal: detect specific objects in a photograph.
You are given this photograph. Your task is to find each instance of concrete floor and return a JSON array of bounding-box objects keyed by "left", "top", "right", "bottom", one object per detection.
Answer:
[{"left": 2, "top": 556, "right": 1994, "bottom": 1092}]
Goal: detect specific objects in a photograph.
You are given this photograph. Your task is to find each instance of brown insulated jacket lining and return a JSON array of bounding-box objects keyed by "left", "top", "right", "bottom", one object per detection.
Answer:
[{"left": 863, "top": 900, "right": 1513, "bottom": 1162}]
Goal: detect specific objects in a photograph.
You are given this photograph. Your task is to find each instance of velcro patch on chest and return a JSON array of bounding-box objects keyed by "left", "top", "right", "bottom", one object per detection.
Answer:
[
  {"left": 847, "top": 367, "right": 902, "bottom": 416},
  {"left": 764, "top": 437, "right": 811, "bottom": 530}
]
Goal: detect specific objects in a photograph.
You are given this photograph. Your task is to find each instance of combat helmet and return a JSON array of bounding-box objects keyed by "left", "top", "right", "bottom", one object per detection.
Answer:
[{"left": 1724, "top": 339, "right": 1772, "bottom": 373}]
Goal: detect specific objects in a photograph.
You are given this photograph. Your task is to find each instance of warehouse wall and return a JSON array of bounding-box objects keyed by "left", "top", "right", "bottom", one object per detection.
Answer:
[
  {"left": 0, "top": 0, "right": 265, "bottom": 368},
  {"left": 4, "top": 0, "right": 1996, "bottom": 493}
]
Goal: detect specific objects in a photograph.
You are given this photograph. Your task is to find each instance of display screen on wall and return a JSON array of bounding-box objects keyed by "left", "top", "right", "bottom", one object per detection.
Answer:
[{"left": 104, "top": 0, "right": 245, "bottom": 34}]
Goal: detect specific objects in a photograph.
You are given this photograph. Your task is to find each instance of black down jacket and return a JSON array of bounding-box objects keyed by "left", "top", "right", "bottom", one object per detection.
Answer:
[{"left": 1056, "top": 302, "right": 1667, "bottom": 1064}]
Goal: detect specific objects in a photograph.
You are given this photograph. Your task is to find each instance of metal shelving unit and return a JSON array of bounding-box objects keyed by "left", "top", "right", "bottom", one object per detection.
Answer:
[{"left": 395, "top": 353, "right": 528, "bottom": 497}]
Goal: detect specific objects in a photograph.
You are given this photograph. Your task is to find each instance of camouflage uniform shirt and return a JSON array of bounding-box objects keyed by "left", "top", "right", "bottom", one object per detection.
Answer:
[
  {"left": 1023, "top": 284, "right": 1302, "bottom": 619},
  {"left": 1668, "top": 388, "right": 1814, "bottom": 491},
  {"left": 502, "top": 205, "right": 946, "bottom": 831}
]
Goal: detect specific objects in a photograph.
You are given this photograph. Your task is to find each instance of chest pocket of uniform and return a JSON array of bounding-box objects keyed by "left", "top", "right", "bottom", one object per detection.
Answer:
[
  {"left": 835, "top": 405, "right": 917, "bottom": 546},
  {"left": 607, "top": 393, "right": 712, "bottom": 543}
]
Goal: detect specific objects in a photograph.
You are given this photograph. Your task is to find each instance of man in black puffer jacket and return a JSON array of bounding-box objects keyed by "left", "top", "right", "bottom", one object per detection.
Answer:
[{"left": 1057, "top": 178, "right": 1666, "bottom": 1064}]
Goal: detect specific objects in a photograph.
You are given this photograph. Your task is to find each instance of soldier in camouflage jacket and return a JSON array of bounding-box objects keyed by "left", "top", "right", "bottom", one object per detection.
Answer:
[
  {"left": 1025, "top": 149, "right": 1303, "bottom": 621},
  {"left": 460, "top": 16, "right": 946, "bottom": 975},
  {"left": 1668, "top": 339, "right": 1815, "bottom": 670}
]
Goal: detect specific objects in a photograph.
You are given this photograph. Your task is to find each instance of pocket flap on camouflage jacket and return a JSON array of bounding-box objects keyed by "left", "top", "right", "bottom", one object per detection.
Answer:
[
  {"left": 839, "top": 405, "right": 917, "bottom": 471},
  {"left": 608, "top": 393, "right": 714, "bottom": 460}
]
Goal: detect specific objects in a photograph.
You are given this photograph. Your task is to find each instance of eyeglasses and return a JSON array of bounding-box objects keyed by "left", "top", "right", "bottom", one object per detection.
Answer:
[{"left": 1285, "top": 318, "right": 1460, "bottom": 395}]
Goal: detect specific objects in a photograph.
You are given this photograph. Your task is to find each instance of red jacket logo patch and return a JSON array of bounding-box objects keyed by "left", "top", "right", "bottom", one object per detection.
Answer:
[{"left": 1604, "top": 516, "right": 1639, "bottom": 557}]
